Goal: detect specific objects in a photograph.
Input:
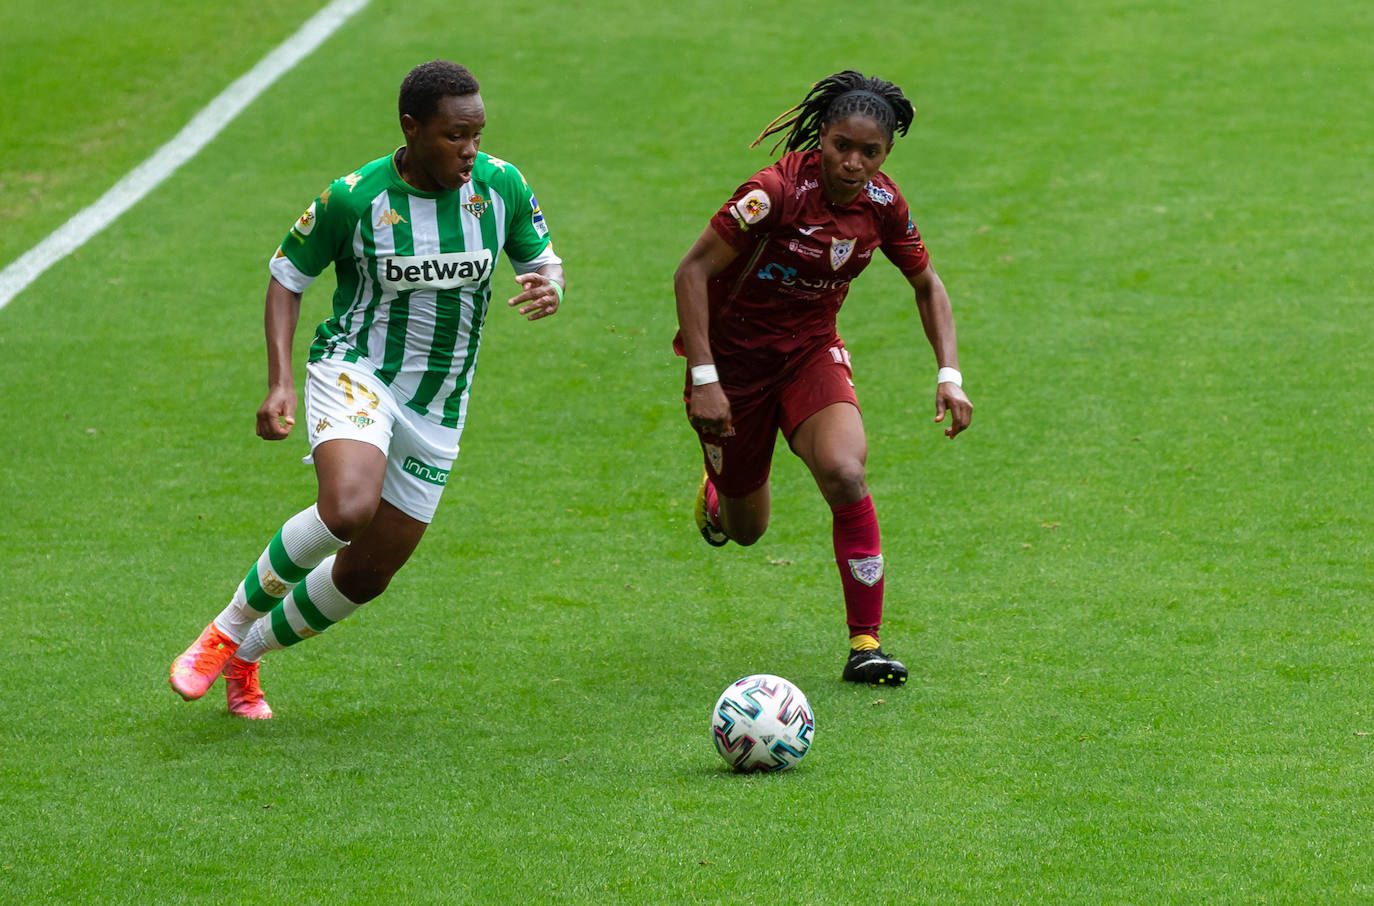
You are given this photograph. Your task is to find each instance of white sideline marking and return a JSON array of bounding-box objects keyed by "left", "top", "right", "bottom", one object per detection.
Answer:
[{"left": 0, "top": 0, "right": 370, "bottom": 312}]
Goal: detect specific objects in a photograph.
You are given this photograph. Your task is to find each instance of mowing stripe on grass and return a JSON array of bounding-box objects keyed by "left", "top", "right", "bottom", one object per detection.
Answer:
[{"left": 0, "top": 0, "right": 370, "bottom": 313}]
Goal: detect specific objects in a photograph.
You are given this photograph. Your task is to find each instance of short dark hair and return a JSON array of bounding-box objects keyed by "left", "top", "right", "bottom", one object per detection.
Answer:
[
  {"left": 398, "top": 61, "right": 480, "bottom": 123},
  {"left": 751, "top": 70, "right": 914, "bottom": 154}
]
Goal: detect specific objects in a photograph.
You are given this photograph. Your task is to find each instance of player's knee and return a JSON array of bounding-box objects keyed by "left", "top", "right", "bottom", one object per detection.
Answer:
[
  {"left": 817, "top": 459, "right": 868, "bottom": 506},
  {"left": 333, "top": 564, "right": 393, "bottom": 604},
  {"left": 316, "top": 496, "right": 378, "bottom": 543},
  {"left": 731, "top": 524, "right": 766, "bottom": 546}
]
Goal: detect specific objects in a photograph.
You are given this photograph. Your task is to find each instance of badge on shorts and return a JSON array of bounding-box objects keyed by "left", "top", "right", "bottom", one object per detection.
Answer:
[{"left": 705, "top": 443, "right": 724, "bottom": 475}]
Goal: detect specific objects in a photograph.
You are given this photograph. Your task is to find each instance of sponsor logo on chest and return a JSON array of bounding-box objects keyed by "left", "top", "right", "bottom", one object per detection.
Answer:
[{"left": 381, "top": 251, "right": 493, "bottom": 291}]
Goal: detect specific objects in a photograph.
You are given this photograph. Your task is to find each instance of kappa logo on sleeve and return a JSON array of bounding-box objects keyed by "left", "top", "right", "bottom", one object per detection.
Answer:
[{"left": 729, "top": 189, "right": 771, "bottom": 230}]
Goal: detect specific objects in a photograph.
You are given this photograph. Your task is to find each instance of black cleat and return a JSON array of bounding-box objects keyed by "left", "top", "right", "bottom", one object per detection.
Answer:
[{"left": 842, "top": 647, "right": 908, "bottom": 686}]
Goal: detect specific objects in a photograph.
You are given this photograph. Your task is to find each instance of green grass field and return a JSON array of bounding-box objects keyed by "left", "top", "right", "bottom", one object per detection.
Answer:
[{"left": 3, "top": 0, "right": 1373, "bottom": 902}]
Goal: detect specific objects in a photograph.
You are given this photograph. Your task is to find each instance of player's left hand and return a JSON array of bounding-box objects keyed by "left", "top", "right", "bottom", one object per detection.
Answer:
[
  {"left": 509, "top": 273, "right": 561, "bottom": 321},
  {"left": 935, "top": 383, "right": 972, "bottom": 438}
]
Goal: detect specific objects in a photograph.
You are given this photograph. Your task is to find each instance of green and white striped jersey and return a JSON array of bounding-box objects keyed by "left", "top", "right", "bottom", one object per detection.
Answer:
[{"left": 270, "top": 150, "right": 559, "bottom": 428}]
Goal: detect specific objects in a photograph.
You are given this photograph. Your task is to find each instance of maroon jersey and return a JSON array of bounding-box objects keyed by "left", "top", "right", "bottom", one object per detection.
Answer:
[{"left": 676, "top": 150, "right": 930, "bottom": 390}]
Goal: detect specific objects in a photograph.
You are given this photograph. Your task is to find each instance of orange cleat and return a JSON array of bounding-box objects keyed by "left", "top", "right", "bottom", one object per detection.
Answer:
[
  {"left": 224, "top": 657, "right": 273, "bottom": 720},
  {"left": 168, "top": 622, "right": 239, "bottom": 701}
]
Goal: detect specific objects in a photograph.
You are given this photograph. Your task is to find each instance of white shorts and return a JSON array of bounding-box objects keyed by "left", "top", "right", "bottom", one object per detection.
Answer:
[{"left": 303, "top": 358, "right": 461, "bottom": 524}]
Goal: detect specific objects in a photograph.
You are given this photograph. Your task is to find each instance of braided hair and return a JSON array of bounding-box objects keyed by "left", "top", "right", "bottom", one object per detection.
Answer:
[{"left": 750, "top": 70, "right": 914, "bottom": 155}]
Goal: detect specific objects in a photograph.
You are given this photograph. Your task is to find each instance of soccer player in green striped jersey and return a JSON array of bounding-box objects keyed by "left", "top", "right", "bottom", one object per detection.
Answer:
[{"left": 168, "top": 61, "right": 565, "bottom": 719}]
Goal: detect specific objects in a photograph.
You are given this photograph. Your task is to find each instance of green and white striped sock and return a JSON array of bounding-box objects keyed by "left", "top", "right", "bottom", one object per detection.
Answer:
[
  {"left": 212, "top": 504, "right": 346, "bottom": 642},
  {"left": 235, "top": 555, "right": 364, "bottom": 662}
]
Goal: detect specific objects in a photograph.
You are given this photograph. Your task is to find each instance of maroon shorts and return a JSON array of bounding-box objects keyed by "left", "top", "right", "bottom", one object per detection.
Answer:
[{"left": 684, "top": 340, "right": 859, "bottom": 498}]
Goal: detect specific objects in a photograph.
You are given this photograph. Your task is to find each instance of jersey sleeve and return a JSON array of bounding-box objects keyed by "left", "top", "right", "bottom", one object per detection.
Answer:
[
  {"left": 493, "top": 162, "right": 554, "bottom": 266},
  {"left": 878, "top": 190, "right": 930, "bottom": 277},
  {"left": 707, "top": 164, "right": 787, "bottom": 252},
  {"left": 268, "top": 178, "right": 355, "bottom": 293}
]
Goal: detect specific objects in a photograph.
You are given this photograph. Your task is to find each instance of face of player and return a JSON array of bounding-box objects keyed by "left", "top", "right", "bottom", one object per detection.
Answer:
[
  {"left": 817, "top": 115, "right": 893, "bottom": 205},
  {"left": 400, "top": 93, "right": 485, "bottom": 192}
]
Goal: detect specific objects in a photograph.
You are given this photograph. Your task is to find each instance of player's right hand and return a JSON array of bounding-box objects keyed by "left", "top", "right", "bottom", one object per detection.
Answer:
[
  {"left": 689, "top": 382, "right": 733, "bottom": 437},
  {"left": 256, "top": 386, "right": 297, "bottom": 440}
]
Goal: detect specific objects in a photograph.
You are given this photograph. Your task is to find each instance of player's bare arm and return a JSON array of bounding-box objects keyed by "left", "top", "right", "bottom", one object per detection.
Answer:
[
  {"left": 256, "top": 276, "right": 303, "bottom": 440},
  {"left": 508, "top": 255, "right": 565, "bottom": 321},
  {"left": 907, "top": 265, "right": 972, "bottom": 438},
  {"left": 674, "top": 226, "right": 740, "bottom": 435}
]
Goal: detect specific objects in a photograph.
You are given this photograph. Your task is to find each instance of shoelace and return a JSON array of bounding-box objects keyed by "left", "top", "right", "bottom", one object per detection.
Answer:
[{"left": 226, "top": 663, "right": 261, "bottom": 695}]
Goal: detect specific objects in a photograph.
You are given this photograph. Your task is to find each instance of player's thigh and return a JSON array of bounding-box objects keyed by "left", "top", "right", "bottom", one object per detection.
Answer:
[
  {"left": 378, "top": 406, "right": 462, "bottom": 525},
  {"left": 691, "top": 386, "right": 779, "bottom": 501},
  {"left": 781, "top": 343, "right": 869, "bottom": 503},
  {"left": 304, "top": 359, "right": 402, "bottom": 535}
]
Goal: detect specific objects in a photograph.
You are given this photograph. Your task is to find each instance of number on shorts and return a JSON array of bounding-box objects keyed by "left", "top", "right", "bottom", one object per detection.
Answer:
[{"left": 337, "top": 372, "right": 380, "bottom": 409}]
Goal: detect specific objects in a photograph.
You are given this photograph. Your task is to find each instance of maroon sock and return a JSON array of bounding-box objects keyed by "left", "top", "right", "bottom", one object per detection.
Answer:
[{"left": 832, "top": 495, "right": 884, "bottom": 640}]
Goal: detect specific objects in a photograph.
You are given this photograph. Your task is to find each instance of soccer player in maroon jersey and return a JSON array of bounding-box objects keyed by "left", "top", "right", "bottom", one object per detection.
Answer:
[{"left": 673, "top": 70, "right": 973, "bottom": 685}]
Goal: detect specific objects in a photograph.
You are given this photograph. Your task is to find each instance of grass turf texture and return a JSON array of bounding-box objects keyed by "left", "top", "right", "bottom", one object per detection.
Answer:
[{"left": 2, "top": 0, "right": 1373, "bottom": 902}]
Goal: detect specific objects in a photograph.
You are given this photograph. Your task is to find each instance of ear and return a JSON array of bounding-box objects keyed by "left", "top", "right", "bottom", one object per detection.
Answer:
[{"left": 399, "top": 113, "right": 421, "bottom": 139}]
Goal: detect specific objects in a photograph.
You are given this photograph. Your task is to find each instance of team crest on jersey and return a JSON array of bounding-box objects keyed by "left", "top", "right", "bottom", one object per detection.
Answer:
[
  {"left": 530, "top": 195, "right": 548, "bottom": 238},
  {"left": 348, "top": 410, "right": 375, "bottom": 429},
  {"left": 729, "top": 189, "right": 771, "bottom": 230},
  {"left": 830, "top": 237, "right": 856, "bottom": 270},
  {"left": 864, "top": 182, "right": 895, "bottom": 205},
  {"left": 463, "top": 194, "right": 491, "bottom": 217},
  {"left": 292, "top": 202, "right": 317, "bottom": 238},
  {"left": 848, "top": 554, "right": 884, "bottom": 587},
  {"left": 705, "top": 443, "right": 724, "bottom": 475},
  {"left": 376, "top": 208, "right": 407, "bottom": 227}
]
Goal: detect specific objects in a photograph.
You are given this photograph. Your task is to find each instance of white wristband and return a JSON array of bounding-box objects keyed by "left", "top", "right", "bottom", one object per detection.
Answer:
[
  {"left": 936, "top": 366, "right": 963, "bottom": 387},
  {"left": 691, "top": 364, "right": 720, "bottom": 386}
]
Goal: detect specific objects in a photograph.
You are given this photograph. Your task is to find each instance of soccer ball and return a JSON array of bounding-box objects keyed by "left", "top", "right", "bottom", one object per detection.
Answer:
[{"left": 710, "top": 674, "right": 815, "bottom": 773}]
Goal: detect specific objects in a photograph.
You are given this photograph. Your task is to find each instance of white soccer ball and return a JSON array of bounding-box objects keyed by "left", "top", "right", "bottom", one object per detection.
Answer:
[{"left": 710, "top": 674, "right": 815, "bottom": 773}]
